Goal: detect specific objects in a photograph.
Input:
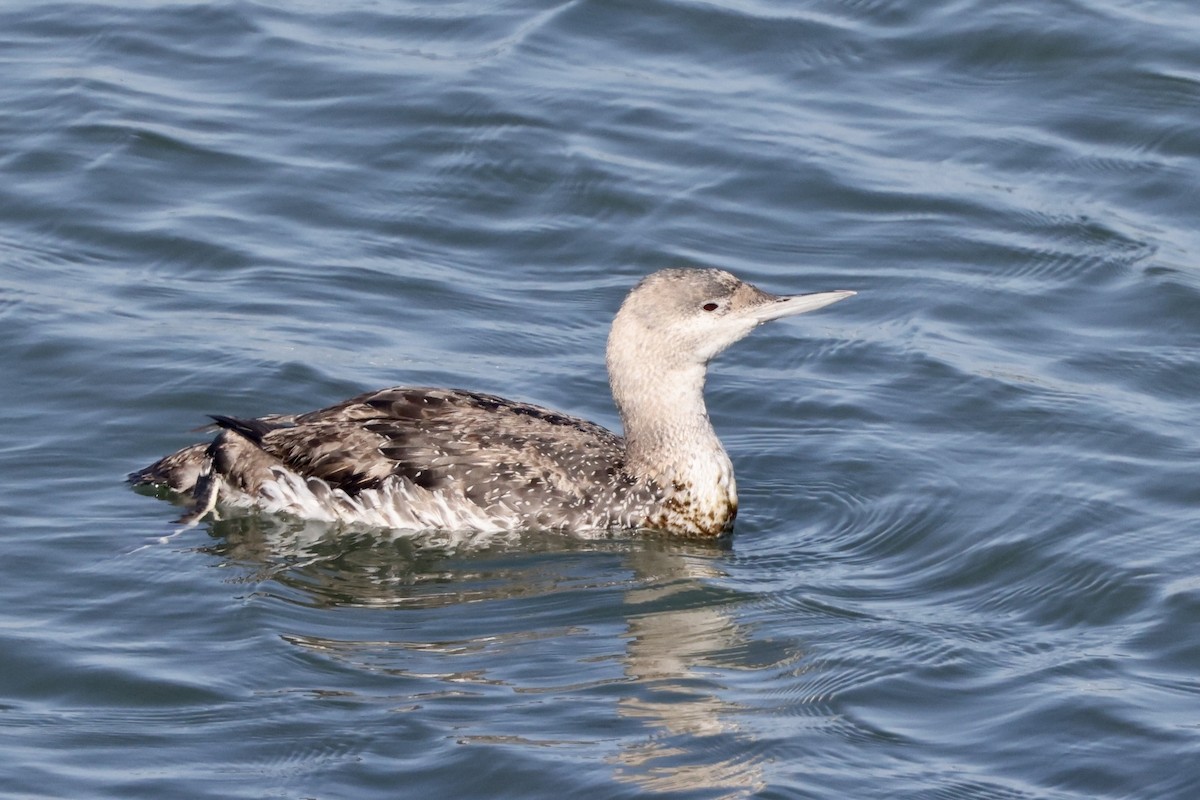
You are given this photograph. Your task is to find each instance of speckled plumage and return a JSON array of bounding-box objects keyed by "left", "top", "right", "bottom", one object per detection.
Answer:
[{"left": 130, "top": 269, "right": 854, "bottom": 538}]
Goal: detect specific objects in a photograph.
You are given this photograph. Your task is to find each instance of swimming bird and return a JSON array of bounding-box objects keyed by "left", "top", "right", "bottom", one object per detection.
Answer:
[{"left": 130, "top": 269, "right": 854, "bottom": 538}]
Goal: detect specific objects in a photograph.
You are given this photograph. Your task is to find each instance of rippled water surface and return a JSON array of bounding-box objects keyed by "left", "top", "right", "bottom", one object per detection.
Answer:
[{"left": 3, "top": 1, "right": 1199, "bottom": 797}]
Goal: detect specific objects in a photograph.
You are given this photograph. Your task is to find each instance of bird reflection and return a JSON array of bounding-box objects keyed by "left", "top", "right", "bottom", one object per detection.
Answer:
[
  {"left": 196, "top": 516, "right": 775, "bottom": 796},
  {"left": 610, "top": 545, "right": 767, "bottom": 797}
]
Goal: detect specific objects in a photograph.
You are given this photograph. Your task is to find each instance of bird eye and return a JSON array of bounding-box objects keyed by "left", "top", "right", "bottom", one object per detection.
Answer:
[{"left": 702, "top": 302, "right": 719, "bottom": 312}]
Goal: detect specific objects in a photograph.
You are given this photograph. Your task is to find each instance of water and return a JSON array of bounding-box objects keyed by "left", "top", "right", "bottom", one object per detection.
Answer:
[{"left": 2, "top": 0, "right": 1199, "bottom": 797}]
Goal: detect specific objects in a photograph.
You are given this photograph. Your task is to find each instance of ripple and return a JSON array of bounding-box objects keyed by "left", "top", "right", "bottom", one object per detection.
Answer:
[{"left": 5, "top": 0, "right": 1200, "bottom": 796}]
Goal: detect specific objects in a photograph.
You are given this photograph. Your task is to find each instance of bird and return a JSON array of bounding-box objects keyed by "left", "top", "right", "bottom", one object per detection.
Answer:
[{"left": 129, "top": 268, "right": 854, "bottom": 538}]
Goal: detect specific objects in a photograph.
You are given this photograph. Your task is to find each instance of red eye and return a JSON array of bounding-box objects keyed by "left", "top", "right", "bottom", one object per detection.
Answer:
[{"left": 702, "top": 302, "right": 719, "bottom": 312}]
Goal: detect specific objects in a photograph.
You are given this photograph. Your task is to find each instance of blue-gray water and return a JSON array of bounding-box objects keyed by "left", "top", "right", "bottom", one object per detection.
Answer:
[{"left": 3, "top": 1, "right": 1199, "bottom": 797}]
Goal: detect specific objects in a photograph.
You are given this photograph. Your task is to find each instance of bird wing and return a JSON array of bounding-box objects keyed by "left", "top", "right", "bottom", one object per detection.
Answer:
[{"left": 227, "top": 387, "right": 626, "bottom": 504}]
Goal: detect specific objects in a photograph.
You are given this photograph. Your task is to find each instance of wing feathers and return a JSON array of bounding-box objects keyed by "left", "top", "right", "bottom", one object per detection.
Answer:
[{"left": 211, "top": 387, "right": 623, "bottom": 500}]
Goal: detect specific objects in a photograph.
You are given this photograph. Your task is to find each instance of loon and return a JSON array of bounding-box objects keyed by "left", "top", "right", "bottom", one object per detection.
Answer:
[{"left": 130, "top": 268, "right": 854, "bottom": 538}]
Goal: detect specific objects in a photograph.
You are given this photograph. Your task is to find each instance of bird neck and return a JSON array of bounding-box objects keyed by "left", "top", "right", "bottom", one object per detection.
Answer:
[{"left": 609, "top": 358, "right": 736, "bottom": 506}]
